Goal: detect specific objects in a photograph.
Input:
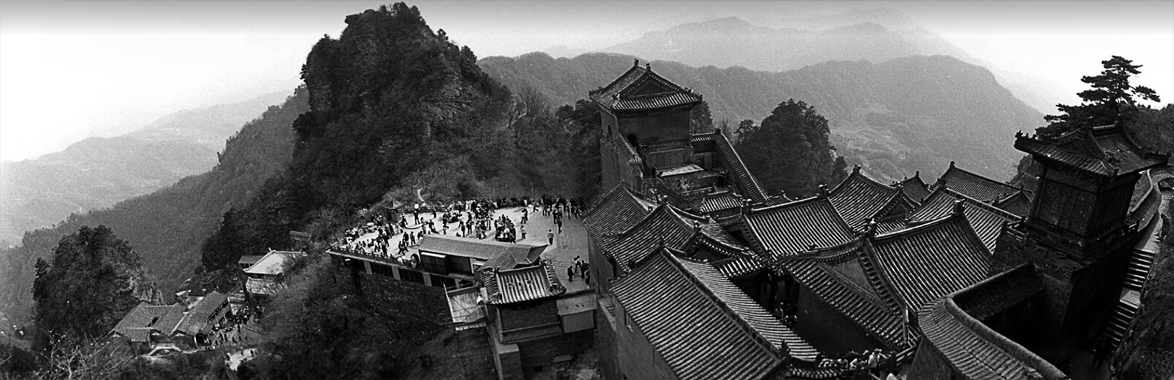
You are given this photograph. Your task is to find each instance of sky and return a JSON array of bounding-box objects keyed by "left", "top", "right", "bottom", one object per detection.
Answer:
[{"left": 1, "top": 1, "right": 1171, "bottom": 162}]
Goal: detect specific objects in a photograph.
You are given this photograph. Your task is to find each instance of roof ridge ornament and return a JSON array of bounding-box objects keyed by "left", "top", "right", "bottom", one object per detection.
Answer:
[
  {"left": 818, "top": 184, "right": 829, "bottom": 198},
  {"left": 952, "top": 198, "right": 965, "bottom": 216},
  {"left": 864, "top": 219, "right": 878, "bottom": 238}
]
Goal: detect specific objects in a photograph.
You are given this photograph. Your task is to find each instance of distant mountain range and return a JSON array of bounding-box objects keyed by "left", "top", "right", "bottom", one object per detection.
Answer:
[
  {"left": 0, "top": 91, "right": 289, "bottom": 245},
  {"left": 479, "top": 52, "right": 1044, "bottom": 183},
  {"left": 0, "top": 89, "right": 308, "bottom": 324},
  {"left": 548, "top": 12, "right": 1065, "bottom": 115}
]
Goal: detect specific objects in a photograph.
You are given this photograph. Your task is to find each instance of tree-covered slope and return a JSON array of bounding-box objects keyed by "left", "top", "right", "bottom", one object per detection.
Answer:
[
  {"left": 479, "top": 52, "right": 1044, "bottom": 182},
  {"left": 0, "top": 91, "right": 289, "bottom": 246},
  {"left": 0, "top": 89, "right": 308, "bottom": 324}
]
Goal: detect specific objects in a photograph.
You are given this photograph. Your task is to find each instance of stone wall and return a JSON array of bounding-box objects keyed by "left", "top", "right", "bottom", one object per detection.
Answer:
[{"left": 517, "top": 329, "right": 594, "bottom": 379}]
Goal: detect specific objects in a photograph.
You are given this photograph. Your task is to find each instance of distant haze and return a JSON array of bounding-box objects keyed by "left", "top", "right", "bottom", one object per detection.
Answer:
[{"left": 2, "top": 1, "right": 1171, "bottom": 162}]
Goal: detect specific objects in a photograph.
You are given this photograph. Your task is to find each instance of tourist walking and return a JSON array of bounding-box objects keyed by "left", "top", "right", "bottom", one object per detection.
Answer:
[{"left": 548, "top": 229, "right": 554, "bottom": 245}]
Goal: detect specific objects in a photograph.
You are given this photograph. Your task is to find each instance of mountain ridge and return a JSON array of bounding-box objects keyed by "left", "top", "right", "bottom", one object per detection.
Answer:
[
  {"left": 479, "top": 52, "right": 1044, "bottom": 183},
  {"left": 0, "top": 91, "right": 290, "bottom": 245}
]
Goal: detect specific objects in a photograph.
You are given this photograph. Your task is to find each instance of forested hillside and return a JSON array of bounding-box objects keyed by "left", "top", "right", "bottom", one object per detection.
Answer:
[
  {"left": 200, "top": 4, "right": 601, "bottom": 270},
  {"left": 479, "top": 52, "right": 1044, "bottom": 182},
  {"left": 0, "top": 89, "right": 308, "bottom": 324},
  {"left": 0, "top": 91, "right": 289, "bottom": 245}
]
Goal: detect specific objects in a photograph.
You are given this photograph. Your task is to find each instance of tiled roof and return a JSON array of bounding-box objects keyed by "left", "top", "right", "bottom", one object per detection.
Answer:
[
  {"left": 612, "top": 251, "right": 814, "bottom": 380},
  {"left": 244, "top": 250, "right": 298, "bottom": 275},
  {"left": 111, "top": 303, "right": 186, "bottom": 342},
  {"left": 918, "top": 265, "right": 1064, "bottom": 380},
  {"left": 237, "top": 255, "right": 265, "bottom": 266},
  {"left": 417, "top": 235, "right": 546, "bottom": 262},
  {"left": 934, "top": 162, "right": 1021, "bottom": 203},
  {"left": 605, "top": 204, "right": 711, "bottom": 268},
  {"left": 713, "top": 254, "right": 766, "bottom": 278},
  {"left": 951, "top": 264, "right": 1042, "bottom": 321},
  {"left": 482, "top": 260, "right": 566, "bottom": 305},
  {"left": 176, "top": 291, "right": 228, "bottom": 335},
  {"left": 694, "top": 192, "right": 743, "bottom": 214},
  {"left": 870, "top": 216, "right": 991, "bottom": 311},
  {"left": 743, "top": 197, "right": 856, "bottom": 256},
  {"left": 776, "top": 243, "right": 907, "bottom": 348},
  {"left": 1015, "top": 125, "right": 1167, "bottom": 177},
  {"left": 712, "top": 131, "right": 770, "bottom": 202},
  {"left": 897, "top": 173, "right": 931, "bottom": 203},
  {"left": 589, "top": 62, "right": 703, "bottom": 112},
  {"left": 993, "top": 191, "right": 1032, "bottom": 218},
  {"left": 584, "top": 185, "right": 655, "bottom": 238},
  {"left": 828, "top": 169, "right": 901, "bottom": 228},
  {"left": 907, "top": 187, "right": 1020, "bottom": 252}
]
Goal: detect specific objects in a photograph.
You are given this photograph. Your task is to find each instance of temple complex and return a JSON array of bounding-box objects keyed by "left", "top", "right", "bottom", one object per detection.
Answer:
[{"left": 583, "top": 63, "right": 1168, "bottom": 380}]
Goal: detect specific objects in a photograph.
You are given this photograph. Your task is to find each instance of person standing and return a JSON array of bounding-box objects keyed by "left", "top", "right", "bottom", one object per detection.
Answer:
[
  {"left": 567, "top": 265, "right": 575, "bottom": 281},
  {"left": 548, "top": 229, "right": 555, "bottom": 245}
]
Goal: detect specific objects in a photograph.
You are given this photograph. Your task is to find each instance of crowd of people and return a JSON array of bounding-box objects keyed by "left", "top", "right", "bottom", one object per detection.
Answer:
[
  {"left": 333, "top": 195, "right": 589, "bottom": 260},
  {"left": 813, "top": 348, "right": 899, "bottom": 379}
]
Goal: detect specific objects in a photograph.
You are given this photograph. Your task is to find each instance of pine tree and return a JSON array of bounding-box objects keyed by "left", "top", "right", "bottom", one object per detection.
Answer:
[{"left": 1039, "top": 56, "right": 1160, "bottom": 137}]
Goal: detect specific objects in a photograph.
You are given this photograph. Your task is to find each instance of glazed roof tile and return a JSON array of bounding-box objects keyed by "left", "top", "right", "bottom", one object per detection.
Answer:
[
  {"left": 907, "top": 187, "right": 1020, "bottom": 252},
  {"left": 605, "top": 204, "right": 712, "bottom": 267},
  {"left": 918, "top": 265, "right": 1064, "bottom": 380},
  {"left": 695, "top": 192, "right": 744, "bottom": 214},
  {"left": 482, "top": 260, "right": 566, "bottom": 304},
  {"left": 612, "top": 251, "right": 815, "bottom": 380},
  {"left": 828, "top": 170, "right": 901, "bottom": 228},
  {"left": 584, "top": 185, "right": 655, "bottom": 238},
  {"left": 897, "top": 173, "right": 931, "bottom": 202},
  {"left": 993, "top": 191, "right": 1032, "bottom": 218},
  {"left": 934, "top": 163, "right": 1021, "bottom": 203},
  {"left": 589, "top": 63, "right": 703, "bottom": 112},
  {"left": 713, "top": 254, "right": 766, "bottom": 278},
  {"left": 744, "top": 197, "right": 856, "bottom": 256},
  {"left": 871, "top": 216, "right": 991, "bottom": 311},
  {"left": 1015, "top": 125, "right": 1167, "bottom": 177},
  {"left": 776, "top": 244, "right": 907, "bottom": 348}
]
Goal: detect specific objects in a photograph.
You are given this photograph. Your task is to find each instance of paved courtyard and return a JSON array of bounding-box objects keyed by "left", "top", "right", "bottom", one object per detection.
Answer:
[{"left": 343, "top": 204, "right": 592, "bottom": 293}]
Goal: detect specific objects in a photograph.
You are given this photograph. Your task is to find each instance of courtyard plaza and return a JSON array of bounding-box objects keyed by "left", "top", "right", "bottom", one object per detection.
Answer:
[{"left": 339, "top": 202, "right": 592, "bottom": 294}]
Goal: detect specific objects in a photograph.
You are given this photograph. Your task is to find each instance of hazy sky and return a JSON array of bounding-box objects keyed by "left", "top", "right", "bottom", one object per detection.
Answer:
[{"left": 1, "top": 1, "right": 1171, "bottom": 162}]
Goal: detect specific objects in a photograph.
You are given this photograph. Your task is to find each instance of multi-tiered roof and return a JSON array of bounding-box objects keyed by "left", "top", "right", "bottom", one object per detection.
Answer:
[{"left": 589, "top": 60, "right": 704, "bottom": 113}]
